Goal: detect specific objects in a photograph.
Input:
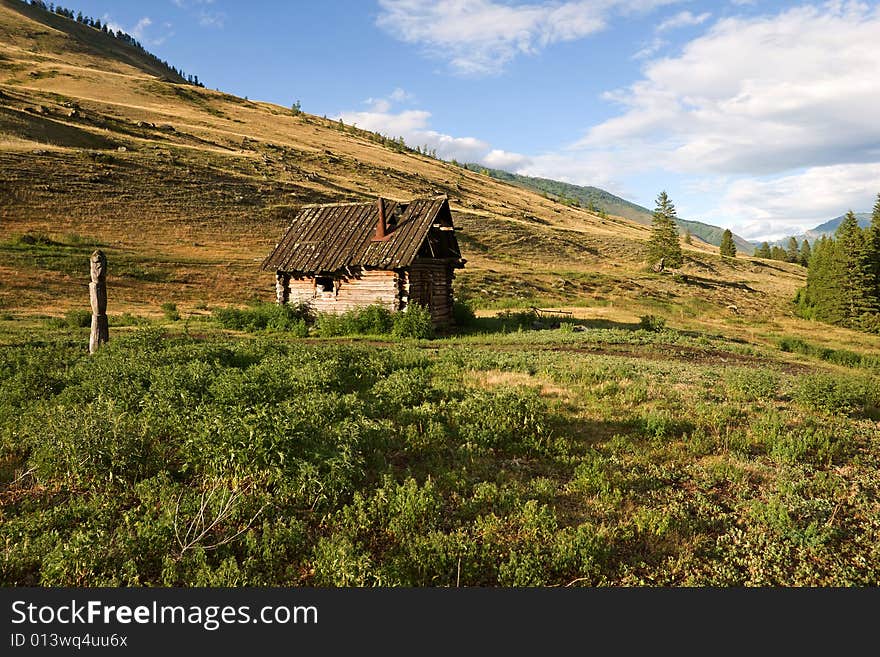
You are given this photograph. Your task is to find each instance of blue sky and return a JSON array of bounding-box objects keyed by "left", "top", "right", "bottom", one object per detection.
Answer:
[{"left": 63, "top": 1, "right": 880, "bottom": 240}]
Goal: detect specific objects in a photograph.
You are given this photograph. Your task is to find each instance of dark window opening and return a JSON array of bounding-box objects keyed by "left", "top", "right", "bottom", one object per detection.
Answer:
[{"left": 315, "top": 276, "right": 334, "bottom": 293}]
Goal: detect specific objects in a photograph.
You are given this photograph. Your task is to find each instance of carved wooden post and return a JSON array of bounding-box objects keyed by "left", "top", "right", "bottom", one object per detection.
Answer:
[{"left": 89, "top": 249, "right": 109, "bottom": 353}]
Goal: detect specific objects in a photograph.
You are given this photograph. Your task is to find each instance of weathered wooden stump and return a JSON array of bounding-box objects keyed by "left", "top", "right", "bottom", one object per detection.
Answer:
[{"left": 89, "top": 249, "right": 109, "bottom": 353}]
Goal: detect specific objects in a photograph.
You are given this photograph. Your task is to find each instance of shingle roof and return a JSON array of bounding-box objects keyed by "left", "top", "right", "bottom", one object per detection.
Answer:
[{"left": 261, "top": 196, "right": 454, "bottom": 273}]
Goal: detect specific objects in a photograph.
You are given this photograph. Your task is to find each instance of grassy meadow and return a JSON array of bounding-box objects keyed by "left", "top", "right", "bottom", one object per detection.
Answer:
[
  {"left": 3, "top": 0, "right": 880, "bottom": 587},
  {"left": 2, "top": 309, "right": 880, "bottom": 586}
]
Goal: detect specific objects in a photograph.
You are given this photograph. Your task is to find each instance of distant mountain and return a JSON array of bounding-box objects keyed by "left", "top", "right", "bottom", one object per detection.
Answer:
[
  {"left": 810, "top": 213, "right": 872, "bottom": 235},
  {"left": 464, "top": 164, "right": 754, "bottom": 254},
  {"left": 761, "top": 213, "right": 872, "bottom": 247}
]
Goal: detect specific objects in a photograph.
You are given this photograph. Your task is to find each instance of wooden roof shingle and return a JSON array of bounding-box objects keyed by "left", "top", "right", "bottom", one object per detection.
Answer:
[{"left": 262, "top": 196, "right": 453, "bottom": 274}]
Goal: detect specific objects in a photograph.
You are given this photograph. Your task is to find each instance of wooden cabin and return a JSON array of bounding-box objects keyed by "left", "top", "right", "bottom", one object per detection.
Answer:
[{"left": 261, "top": 196, "right": 466, "bottom": 327}]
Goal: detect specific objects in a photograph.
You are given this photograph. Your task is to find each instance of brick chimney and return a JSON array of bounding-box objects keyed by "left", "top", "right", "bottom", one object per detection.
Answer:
[{"left": 374, "top": 197, "right": 387, "bottom": 240}]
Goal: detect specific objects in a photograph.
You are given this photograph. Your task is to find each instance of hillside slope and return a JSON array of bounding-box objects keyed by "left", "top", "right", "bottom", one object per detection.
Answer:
[
  {"left": 0, "top": 0, "right": 805, "bottom": 335},
  {"left": 464, "top": 164, "right": 754, "bottom": 254}
]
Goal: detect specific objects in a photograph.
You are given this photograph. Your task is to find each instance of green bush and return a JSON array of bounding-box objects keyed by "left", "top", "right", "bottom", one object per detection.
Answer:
[
  {"left": 161, "top": 302, "right": 180, "bottom": 322},
  {"left": 639, "top": 315, "right": 666, "bottom": 332},
  {"left": 392, "top": 305, "right": 434, "bottom": 339},
  {"left": 213, "top": 302, "right": 310, "bottom": 334},
  {"left": 44, "top": 309, "right": 92, "bottom": 329},
  {"left": 453, "top": 300, "right": 476, "bottom": 327},
  {"left": 793, "top": 373, "right": 878, "bottom": 416},
  {"left": 314, "top": 305, "right": 393, "bottom": 337}
]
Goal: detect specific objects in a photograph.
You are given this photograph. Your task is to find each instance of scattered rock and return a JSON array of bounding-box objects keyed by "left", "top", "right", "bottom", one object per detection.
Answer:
[
  {"left": 37, "top": 105, "right": 50, "bottom": 115},
  {"left": 117, "top": 146, "right": 127, "bottom": 152},
  {"left": 572, "top": 325, "right": 588, "bottom": 333},
  {"left": 31, "top": 149, "right": 47, "bottom": 155},
  {"left": 726, "top": 304, "right": 739, "bottom": 314},
  {"left": 67, "top": 108, "right": 79, "bottom": 118},
  {"left": 136, "top": 121, "right": 155, "bottom": 129}
]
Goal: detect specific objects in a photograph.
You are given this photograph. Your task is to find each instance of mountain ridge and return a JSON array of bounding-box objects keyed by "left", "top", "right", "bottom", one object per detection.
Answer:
[
  {"left": 464, "top": 164, "right": 755, "bottom": 254},
  {"left": 758, "top": 212, "right": 873, "bottom": 248}
]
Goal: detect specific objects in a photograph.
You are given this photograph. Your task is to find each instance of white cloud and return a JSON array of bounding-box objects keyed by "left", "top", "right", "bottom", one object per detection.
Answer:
[
  {"left": 376, "top": 0, "right": 684, "bottom": 75},
  {"left": 198, "top": 11, "right": 225, "bottom": 28},
  {"left": 101, "top": 14, "right": 172, "bottom": 46},
  {"left": 531, "top": 2, "right": 880, "bottom": 234},
  {"left": 579, "top": 3, "right": 880, "bottom": 176},
  {"left": 631, "top": 36, "right": 667, "bottom": 60},
  {"left": 389, "top": 87, "right": 413, "bottom": 103},
  {"left": 656, "top": 10, "right": 710, "bottom": 32},
  {"left": 339, "top": 89, "right": 534, "bottom": 165},
  {"left": 337, "top": 107, "right": 493, "bottom": 161},
  {"left": 483, "top": 149, "right": 533, "bottom": 170},
  {"left": 717, "top": 162, "right": 880, "bottom": 240},
  {"left": 364, "top": 88, "right": 415, "bottom": 113},
  {"left": 172, "top": 0, "right": 223, "bottom": 28},
  {"left": 131, "top": 17, "right": 153, "bottom": 40}
]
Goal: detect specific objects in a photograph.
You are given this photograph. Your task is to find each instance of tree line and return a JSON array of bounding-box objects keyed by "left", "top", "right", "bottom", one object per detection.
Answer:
[
  {"left": 22, "top": 0, "right": 204, "bottom": 87},
  {"left": 754, "top": 237, "right": 811, "bottom": 266},
  {"left": 796, "top": 195, "right": 880, "bottom": 333}
]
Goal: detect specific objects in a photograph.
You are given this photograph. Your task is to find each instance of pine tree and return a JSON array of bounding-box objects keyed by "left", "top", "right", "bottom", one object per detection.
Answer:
[
  {"left": 835, "top": 210, "right": 875, "bottom": 325},
  {"left": 683, "top": 229, "right": 692, "bottom": 245},
  {"left": 786, "top": 237, "right": 800, "bottom": 263},
  {"left": 800, "top": 235, "right": 845, "bottom": 323},
  {"left": 798, "top": 239, "right": 811, "bottom": 267},
  {"left": 755, "top": 242, "right": 771, "bottom": 259},
  {"left": 719, "top": 229, "right": 736, "bottom": 258},
  {"left": 868, "top": 193, "right": 880, "bottom": 310},
  {"left": 770, "top": 245, "right": 787, "bottom": 261},
  {"left": 647, "top": 191, "right": 683, "bottom": 268}
]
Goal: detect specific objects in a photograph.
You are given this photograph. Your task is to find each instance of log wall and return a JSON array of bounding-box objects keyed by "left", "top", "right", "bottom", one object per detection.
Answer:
[
  {"left": 278, "top": 262, "right": 455, "bottom": 327},
  {"left": 285, "top": 268, "right": 401, "bottom": 314},
  {"left": 407, "top": 259, "right": 454, "bottom": 327}
]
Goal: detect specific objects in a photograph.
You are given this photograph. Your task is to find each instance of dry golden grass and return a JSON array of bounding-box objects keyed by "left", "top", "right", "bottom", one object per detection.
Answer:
[{"left": 3, "top": 0, "right": 860, "bottom": 357}]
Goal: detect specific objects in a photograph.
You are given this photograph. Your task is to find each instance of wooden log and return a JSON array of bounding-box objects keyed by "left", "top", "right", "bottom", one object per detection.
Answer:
[{"left": 89, "top": 249, "right": 109, "bottom": 354}]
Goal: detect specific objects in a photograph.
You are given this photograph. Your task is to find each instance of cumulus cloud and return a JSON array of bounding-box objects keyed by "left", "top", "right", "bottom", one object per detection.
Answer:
[
  {"left": 376, "top": 0, "right": 684, "bottom": 75},
  {"left": 338, "top": 107, "right": 492, "bottom": 161},
  {"left": 717, "top": 162, "right": 880, "bottom": 240},
  {"left": 542, "top": 2, "right": 880, "bottom": 235},
  {"left": 338, "top": 90, "right": 531, "bottom": 165},
  {"left": 580, "top": 3, "right": 880, "bottom": 175}
]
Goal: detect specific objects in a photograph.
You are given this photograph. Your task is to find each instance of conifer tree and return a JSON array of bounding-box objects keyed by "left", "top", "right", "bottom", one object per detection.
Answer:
[
  {"left": 798, "top": 239, "right": 811, "bottom": 267},
  {"left": 719, "top": 229, "right": 736, "bottom": 258},
  {"left": 786, "top": 237, "right": 800, "bottom": 263},
  {"left": 835, "top": 211, "right": 875, "bottom": 324},
  {"left": 770, "top": 245, "right": 787, "bottom": 261},
  {"left": 800, "top": 235, "right": 843, "bottom": 322},
  {"left": 868, "top": 193, "right": 880, "bottom": 307},
  {"left": 647, "top": 191, "right": 683, "bottom": 268},
  {"left": 755, "top": 242, "right": 771, "bottom": 259}
]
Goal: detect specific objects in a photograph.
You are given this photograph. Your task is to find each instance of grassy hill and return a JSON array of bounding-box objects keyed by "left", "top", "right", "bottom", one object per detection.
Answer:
[
  {"left": 464, "top": 164, "right": 754, "bottom": 254},
  {"left": 0, "top": 0, "right": 793, "bottom": 326},
  {"left": 5, "top": 0, "right": 880, "bottom": 589}
]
